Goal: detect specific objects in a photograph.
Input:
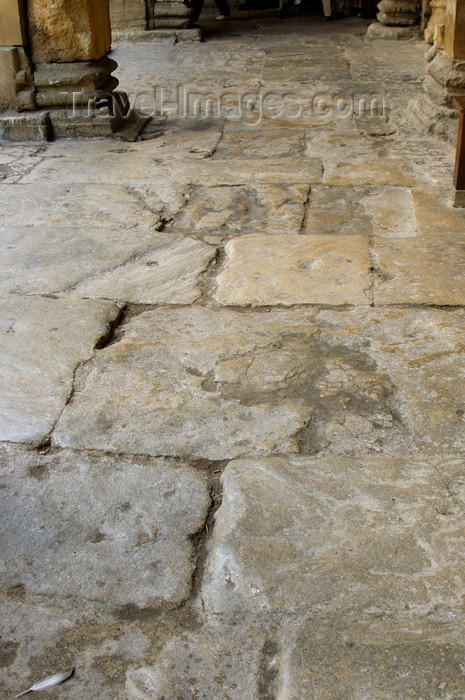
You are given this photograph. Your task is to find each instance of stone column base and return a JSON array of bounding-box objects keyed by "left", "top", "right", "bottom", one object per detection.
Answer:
[
  {"left": 376, "top": 0, "right": 421, "bottom": 25},
  {"left": 0, "top": 46, "right": 35, "bottom": 111},
  {"left": 34, "top": 56, "right": 119, "bottom": 108},
  {"left": 451, "top": 187, "right": 465, "bottom": 207},
  {"left": 154, "top": 1, "right": 192, "bottom": 28},
  {"left": 366, "top": 22, "right": 419, "bottom": 38},
  {"left": 409, "top": 92, "right": 459, "bottom": 143}
]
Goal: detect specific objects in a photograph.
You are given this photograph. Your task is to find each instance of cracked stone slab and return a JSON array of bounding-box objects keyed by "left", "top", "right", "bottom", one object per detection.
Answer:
[
  {"left": 126, "top": 625, "right": 266, "bottom": 699},
  {"left": 372, "top": 232, "right": 465, "bottom": 305},
  {"left": 201, "top": 455, "right": 465, "bottom": 619},
  {"left": 53, "top": 307, "right": 315, "bottom": 459},
  {"left": 67, "top": 235, "right": 216, "bottom": 304},
  {"left": 0, "top": 297, "right": 120, "bottom": 444},
  {"left": 176, "top": 184, "right": 309, "bottom": 237},
  {"left": 214, "top": 234, "right": 371, "bottom": 305},
  {"left": 0, "top": 444, "right": 210, "bottom": 607},
  {"left": 0, "top": 226, "right": 174, "bottom": 296},
  {"left": 277, "top": 618, "right": 465, "bottom": 699}
]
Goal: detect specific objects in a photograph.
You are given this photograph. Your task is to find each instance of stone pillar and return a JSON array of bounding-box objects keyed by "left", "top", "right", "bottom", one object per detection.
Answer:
[
  {"left": 0, "top": 0, "right": 35, "bottom": 111},
  {"left": 412, "top": 0, "right": 465, "bottom": 143},
  {"left": 27, "top": 0, "right": 118, "bottom": 108}
]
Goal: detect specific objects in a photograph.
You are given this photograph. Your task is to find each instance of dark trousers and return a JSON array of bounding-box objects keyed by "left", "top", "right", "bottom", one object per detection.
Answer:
[{"left": 190, "top": 0, "right": 230, "bottom": 21}]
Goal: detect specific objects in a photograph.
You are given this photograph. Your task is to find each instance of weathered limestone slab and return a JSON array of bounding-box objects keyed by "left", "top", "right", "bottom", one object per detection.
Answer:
[
  {"left": 177, "top": 184, "right": 309, "bottom": 237},
  {"left": 28, "top": 0, "right": 111, "bottom": 64},
  {"left": 0, "top": 184, "right": 177, "bottom": 295},
  {"left": 21, "top": 154, "right": 324, "bottom": 187},
  {"left": 316, "top": 307, "right": 465, "bottom": 455},
  {"left": 215, "top": 128, "right": 306, "bottom": 158},
  {"left": 277, "top": 619, "right": 465, "bottom": 699},
  {"left": 303, "top": 186, "right": 373, "bottom": 236},
  {"left": 0, "top": 297, "right": 120, "bottom": 445},
  {"left": 0, "top": 445, "right": 210, "bottom": 607},
  {"left": 0, "top": 182, "right": 161, "bottom": 230},
  {"left": 373, "top": 232, "right": 465, "bottom": 304},
  {"left": 127, "top": 626, "right": 266, "bottom": 699},
  {"left": 413, "top": 187, "right": 465, "bottom": 234},
  {"left": 362, "top": 186, "right": 418, "bottom": 237},
  {"left": 69, "top": 235, "right": 216, "bottom": 304},
  {"left": 0, "top": 596, "right": 155, "bottom": 700},
  {"left": 323, "top": 157, "right": 421, "bottom": 186},
  {"left": 53, "top": 307, "right": 315, "bottom": 460},
  {"left": 215, "top": 234, "right": 372, "bottom": 306},
  {"left": 201, "top": 455, "right": 465, "bottom": 618}
]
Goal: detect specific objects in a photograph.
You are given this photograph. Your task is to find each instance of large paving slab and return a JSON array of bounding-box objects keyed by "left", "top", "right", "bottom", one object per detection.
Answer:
[
  {"left": 201, "top": 455, "right": 465, "bottom": 619},
  {"left": 52, "top": 307, "right": 315, "bottom": 460},
  {"left": 0, "top": 297, "right": 120, "bottom": 444},
  {"left": 214, "top": 234, "right": 372, "bottom": 305},
  {"left": 20, "top": 153, "right": 324, "bottom": 187},
  {"left": 373, "top": 232, "right": 465, "bottom": 305},
  {"left": 53, "top": 306, "right": 465, "bottom": 459},
  {"left": 126, "top": 626, "right": 266, "bottom": 700},
  {"left": 303, "top": 185, "right": 373, "bottom": 237},
  {"left": 0, "top": 445, "right": 210, "bottom": 607},
  {"left": 67, "top": 235, "right": 216, "bottom": 304},
  {"left": 277, "top": 618, "right": 465, "bottom": 699}
]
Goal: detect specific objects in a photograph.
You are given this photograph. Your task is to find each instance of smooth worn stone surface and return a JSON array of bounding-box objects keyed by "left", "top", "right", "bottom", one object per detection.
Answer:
[
  {"left": 68, "top": 235, "right": 216, "bottom": 304},
  {"left": 53, "top": 307, "right": 315, "bottom": 460},
  {"left": 362, "top": 186, "right": 418, "bottom": 237},
  {"left": 413, "top": 187, "right": 465, "bottom": 235},
  {"left": 21, "top": 153, "right": 324, "bottom": 187},
  {"left": 127, "top": 626, "right": 266, "bottom": 700},
  {"left": 373, "top": 232, "right": 465, "bottom": 305},
  {"left": 316, "top": 307, "right": 465, "bottom": 456},
  {"left": 0, "top": 445, "right": 210, "bottom": 607},
  {"left": 215, "top": 234, "right": 372, "bottom": 306},
  {"left": 175, "top": 184, "right": 309, "bottom": 237},
  {"left": 303, "top": 185, "right": 373, "bottom": 236},
  {"left": 201, "top": 455, "right": 465, "bottom": 618},
  {"left": 215, "top": 128, "right": 306, "bottom": 158},
  {"left": 0, "top": 297, "right": 119, "bottom": 445},
  {"left": 323, "top": 157, "right": 421, "bottom": 186},
  {"left": 277, "top": 618, "right": 465, "bottom": 699}
]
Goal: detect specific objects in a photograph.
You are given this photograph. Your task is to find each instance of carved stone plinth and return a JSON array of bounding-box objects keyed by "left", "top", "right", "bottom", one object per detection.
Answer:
[
  {"left": 33, "top": 57, "right": 119, "bottom": 108},
  {"left": 0, "top": 46, "right": 35, "bottom": 111},
  {"left": 154, "top": 1, "right": 192, "bottom": 29},
  {"left": 377, "top": 0, "right": 421, "bottom": 25}
]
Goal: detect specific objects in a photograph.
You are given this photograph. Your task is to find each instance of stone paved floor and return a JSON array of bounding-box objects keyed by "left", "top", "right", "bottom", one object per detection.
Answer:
[{"left": 2, "top": 7, "right": 465, "bottom": 699}]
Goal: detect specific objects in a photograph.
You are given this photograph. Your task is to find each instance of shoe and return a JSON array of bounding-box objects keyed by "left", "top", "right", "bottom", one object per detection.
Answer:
[
  {"left": 277, "top": 8, "right": 287, "bottom": 17},
  {"left": 216, "top": 13, "right": 230, "bottom": 19},
  {"left": 324, "top": 14, "right": 333, "bottom": 20},
  {"left": 333, "top": 10, "right": 344, "bottom": 18}
]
